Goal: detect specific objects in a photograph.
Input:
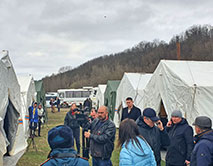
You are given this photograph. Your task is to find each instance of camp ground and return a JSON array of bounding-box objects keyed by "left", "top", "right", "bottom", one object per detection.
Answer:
[
  {"left": 113, "top": 73, "right": 152, "bottom": 128},
  {"left": 96, "top": 84, "right": 107, "bottom": 109},
  {"left": 142, "top": 60, "right": 213, "bottom": 125},
  {"left": 104, "top": 80, "right": 120, "bottom": 121},
  {"left": 0, "top": 55, "right": 22, "bottom": 165}
]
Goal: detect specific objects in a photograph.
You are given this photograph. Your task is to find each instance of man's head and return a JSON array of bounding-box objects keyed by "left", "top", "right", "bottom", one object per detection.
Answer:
[
  {"left": 48, "top": 125, "right": 74, "bottom": 149},
  {"left": 171, "top": 110, "right": 182, "bottom": 124},
  {"left": 126, "top": 97, "right": 133, "bottom": 108},
  {"left": 38, "top": 104, "right": 42, "bottom": 109},
  {"left": 98, "top": 106, "right": 108, "bottom": 121},
  {"left": 193, "top": 116, "right": 212, "bottom": 134},
  {"left": 70, "top": 103, "right": 77, "bottom": 111},
  {"left": 90, "top": 108, "right": 98, "bottom": 119},
  {"left": 33, "top": 102, "right": 37, "bottom": 108},
  {"left": 143, "top": 108, "right": 159, "bottom": 127}
]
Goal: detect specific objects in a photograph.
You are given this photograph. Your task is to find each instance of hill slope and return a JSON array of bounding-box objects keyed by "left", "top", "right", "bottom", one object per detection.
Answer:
[{"left": 43, "top": 25, "right": 213, "bottom": 92}]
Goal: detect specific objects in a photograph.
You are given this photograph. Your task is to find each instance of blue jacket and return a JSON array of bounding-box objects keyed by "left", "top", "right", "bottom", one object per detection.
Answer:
[
  {"left": 121, "top": 105, "right": 141, "bottom": 121},
  {"left": 28, "top": 106, "right": 38, "bottom": 123},
  {"left": 40, "top": 148, "right": 89, "bottom": 166},
  {"left": 190, "top": 129, "right": 213, "bottom": 166},
  {"left": 166, "top": 118, "right": 194, "bottom": 165},
  {"left": 136, "top": 116, "right": 170, "bottom": 165},
  {"left": 119, "top": 136, "right": 156, "bottom": 166}
]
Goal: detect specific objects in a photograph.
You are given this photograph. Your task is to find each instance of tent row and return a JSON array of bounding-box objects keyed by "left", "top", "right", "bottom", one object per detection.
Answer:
[
  {"left": 96, "top": 60, "right": 213, "bottom": 128},
  {"left": 0, "top": 52, "right": 45, "bottom": 166}
]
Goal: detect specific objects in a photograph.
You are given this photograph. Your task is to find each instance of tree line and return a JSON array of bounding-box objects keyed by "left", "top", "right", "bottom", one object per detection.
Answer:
[{"left": 42, "top": 25, "right": 213, "bottom": 92}]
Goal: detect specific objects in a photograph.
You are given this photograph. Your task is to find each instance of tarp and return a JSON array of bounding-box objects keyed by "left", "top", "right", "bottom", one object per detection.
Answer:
[
  {"left": 17, "top": 75, "right": 36, "bottom": 140},
  {"left": 104, "top": 80, "right": 120, "bottom": 120},
  {"left": 0, "top": 54, "right": 22, "bottom": 163},
  {"left": 142, "top": 60, "right": 213, "bottom": 125},
  {"left": 113, "top": 73, "right": 152, "bottom": 127},
  {"left": 35, "top": 80, "right": 46, "bottom": 109},
  {"left": 96, "top": 84, "right": 107, "bottom": 109}
]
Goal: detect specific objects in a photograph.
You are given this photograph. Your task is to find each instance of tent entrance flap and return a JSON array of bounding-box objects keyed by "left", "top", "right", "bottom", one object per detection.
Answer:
[
  {"left": 158, "top": 100, "right": 168, "bottom": 127},
  {"left": 3, "top": 99, "right": 20, "bottom": 155}
]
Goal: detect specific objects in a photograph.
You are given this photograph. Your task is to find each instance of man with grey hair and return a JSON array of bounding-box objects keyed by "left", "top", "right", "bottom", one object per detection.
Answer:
[
  {"left": 190, "top": 116, "right": 213, "bottom": 166},
  {"left": 84, "top": 106, "right": 116, "bottom": 166},
  {"left": 166, "top": 110, "right": 194, "bottom": 166}
]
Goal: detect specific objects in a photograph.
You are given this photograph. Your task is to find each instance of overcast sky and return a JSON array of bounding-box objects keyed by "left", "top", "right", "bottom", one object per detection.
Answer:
[{"left": 0, "top": 0, "right": 213, "bottom": 80}]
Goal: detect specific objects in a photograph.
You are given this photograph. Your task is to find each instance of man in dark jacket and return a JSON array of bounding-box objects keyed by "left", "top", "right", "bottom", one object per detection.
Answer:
[
  {"left": 121, "top": 97, "right": 141, "bottom": 121},
  {"left": 190, "top": 116, "right": 213, "bottom": 166},
  {"left": 166, "top": 110, "right": 194, "bottom": 166},
  {"left": 40, "top": 125, "right": 89, "bottom": 166},
  {"left": 84, "top": 106, "right": 116, "bottom": 166},
  {"left": 136, "top": 107, "right": 170, "bottom": 166},
  {"left": 64, "top": 103, "right": 80, "bottom": 154}
]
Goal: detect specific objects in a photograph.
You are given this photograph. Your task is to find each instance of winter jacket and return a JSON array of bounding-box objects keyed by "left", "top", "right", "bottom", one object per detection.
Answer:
[
  {"left": 190, "top": 129, "right": 213, "bottom": 166},
  {"left": 166, "top": 118, "right": 194, "bottom": 165},
  {"left": 40, "top": 148, "right": 89, "bottom": 166},
  {"left": 119, "top": 136, "right": 156, "bottom": 166},
  {"left": 121, "top": 105, "right": 141, "bottom": 121},
  {"left": 136, "top": 116, "right": 170, "bottom": 165},
  {"left": 83, "top": 117, "right": 116, "bottom": 159},
  {"left": 64, "top": 111, "right": 80, "bottom": 129},
  {"left": 28, "top": 106, "right": 38, "bottom": 123}
]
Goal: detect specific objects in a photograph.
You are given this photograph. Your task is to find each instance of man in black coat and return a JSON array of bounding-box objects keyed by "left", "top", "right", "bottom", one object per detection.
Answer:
[
  {"left": 166, "top": 110, "right": 194, "bottom": 166},
  {"left": 84, "top": 106, "right": 116, "bottom": 166},
  {"left": 121, "top": 97, "right": 141, "bottom": 121},
  {"left": 136, "top": 107, "right": 170, "bottom": 166}
]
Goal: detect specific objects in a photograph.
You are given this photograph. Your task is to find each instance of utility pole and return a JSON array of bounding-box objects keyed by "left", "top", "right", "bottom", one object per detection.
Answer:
[{"left": 176, "top": 36, "right": 181, "bottom": 60}]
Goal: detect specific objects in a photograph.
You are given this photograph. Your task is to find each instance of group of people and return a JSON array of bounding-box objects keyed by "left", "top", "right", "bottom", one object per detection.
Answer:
[
  {"left": 28, "top": 102, "right": 45, "bottom": 137},
  {"left": 40, "top": 97, "right": 213, "bottom": 166},
  {"left": 49, "top": 97, "right": 60, "bottom": 113}
]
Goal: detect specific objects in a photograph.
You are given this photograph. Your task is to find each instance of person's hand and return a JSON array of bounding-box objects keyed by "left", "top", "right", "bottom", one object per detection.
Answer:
[
  {"left": 84, "top": 131, "right": 90, "bottom": 138},
  {"left": 167, "top": 120, "right": 172, "bottom": 127},
  {"left": 155, "top": 120, "right": 164, "bottom": 131},
  {"left": 185, "top": 160, "right": 190, "bottom": 165}
]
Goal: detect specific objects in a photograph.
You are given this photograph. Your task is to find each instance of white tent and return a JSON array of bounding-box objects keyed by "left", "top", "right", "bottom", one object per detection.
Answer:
[
  {"left": 96, "top": 84, "right": 107, "bottom": 109},
  {"left": 17, "top": 75, "right": 36, "bottom": 140},
  {"left": 142, "top": 60, "right": 213, "bottom": 125},
  {"left": 0, "top": 54, "right": 22, "bottom": 164},
  {"left": 113, "top": 73, "right": 152, "bottom": 127}
]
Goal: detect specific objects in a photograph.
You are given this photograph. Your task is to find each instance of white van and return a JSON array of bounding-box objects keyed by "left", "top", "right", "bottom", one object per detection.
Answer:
[{"left": 45, "top": 92, "right": 58, "bottom": 107}]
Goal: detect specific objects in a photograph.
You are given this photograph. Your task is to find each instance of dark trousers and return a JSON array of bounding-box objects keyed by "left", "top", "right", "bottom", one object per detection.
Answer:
[
  {"left": 38, "top": 121, "right": 42, "bottom": 136},
  {"left": 92, "top": 157, "right": 112, "bottom": 166},
  {"left": 30, "top": 122, "right": 37, "bottom": 136},
  {"left": 72, "top": 127, "right": 80, "bottom": 154},
  {"left": 166, "top": 163, "right": 185, "bottom": 166}
]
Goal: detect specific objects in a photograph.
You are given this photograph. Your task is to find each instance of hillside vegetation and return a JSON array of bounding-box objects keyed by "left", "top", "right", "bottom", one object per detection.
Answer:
[{"left": 43, "top": 25, "right": 213, "bottom": 92}]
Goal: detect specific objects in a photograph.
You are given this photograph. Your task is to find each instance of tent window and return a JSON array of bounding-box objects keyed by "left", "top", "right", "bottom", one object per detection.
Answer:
[{"left": 3, "top": 99, "right": 20, "bottom": 155}]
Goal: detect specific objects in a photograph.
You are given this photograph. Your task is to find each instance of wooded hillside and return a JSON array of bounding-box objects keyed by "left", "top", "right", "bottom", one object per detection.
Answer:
[{"left": 42, "top": 25, "right": 213, "bottom": 92}]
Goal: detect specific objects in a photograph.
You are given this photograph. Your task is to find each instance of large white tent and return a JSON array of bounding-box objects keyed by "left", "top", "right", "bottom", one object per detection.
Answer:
[
  {"left": 0, "top": 53, "right": 22, "bottom": 165},
  {"left": 142, "top": 60, "right": 213, "bottom": 125},
  {"left": 113, "top": 73, "right": 152, "bottom": 127},
  {"left": 17, "top": 75, "right": 36, "bottom": 140},
  {"left": 96, "top": 84, "right": 107, "bottom": 109}
]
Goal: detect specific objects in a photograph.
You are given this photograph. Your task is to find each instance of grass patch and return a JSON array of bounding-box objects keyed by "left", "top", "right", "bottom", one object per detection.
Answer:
[{"left": 17, "top": 108, "right": 165, "bottom": 166}]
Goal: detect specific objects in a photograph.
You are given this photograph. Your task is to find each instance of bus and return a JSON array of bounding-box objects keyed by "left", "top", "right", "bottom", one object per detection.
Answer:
[
  {"left": 45, "top": 92, "right": 58, "bottom": 107},
  {"left": 57, "top": 88, "right": 92, "bottom": 107}
]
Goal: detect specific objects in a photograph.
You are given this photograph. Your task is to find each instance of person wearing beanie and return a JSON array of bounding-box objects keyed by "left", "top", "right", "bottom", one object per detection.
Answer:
[
  {"left": 136, "top": 108, "right": 170, "bottom": 166},
  {"left": 166, "top": 110, "right": 194, "bottom": 166},
  {"left": 190, "top": 116, "right": 213, "bottom": 166},
  {"left": 40, "top": 125, "right": 89, "bottom": 166}
]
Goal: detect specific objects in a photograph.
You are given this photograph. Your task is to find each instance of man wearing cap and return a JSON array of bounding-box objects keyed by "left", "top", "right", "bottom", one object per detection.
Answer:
[
  {"left": 190, "top": 116, "right": 213, "bottom": 166},
  {"left": 166, "top": 110, "right": 194, "bottom": 166},
  {"left": 136, "top": 107, "right": 170, "bottom": 166},
  {"left": 28, "top": 102, "right": 39, "bottom": 137},
  {"left": 121, "top": 97, "right": 141, "bottom": 121},
  {"left": 40, "top": 125, "right": 89, "bottom": 166}
]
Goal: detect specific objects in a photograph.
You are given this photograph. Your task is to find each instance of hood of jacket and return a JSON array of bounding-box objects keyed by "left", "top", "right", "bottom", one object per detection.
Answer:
[
  {"left": 136, "top": 116, "right": 153, "bottom": 129},
  {"left": 122, "top": 136, "right": 152, "bottom": 157}
]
